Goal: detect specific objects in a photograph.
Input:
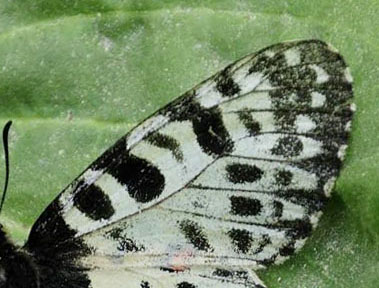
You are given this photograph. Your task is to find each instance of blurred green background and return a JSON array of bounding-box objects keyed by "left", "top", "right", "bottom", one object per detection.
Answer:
[{"left": 0, "top": 1, "right": 378, "bottom": 287}]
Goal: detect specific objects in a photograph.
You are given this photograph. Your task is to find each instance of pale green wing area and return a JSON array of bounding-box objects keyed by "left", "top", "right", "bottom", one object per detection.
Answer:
[{"left": 0, "top": 1, "right": 378, "bottom": 288}]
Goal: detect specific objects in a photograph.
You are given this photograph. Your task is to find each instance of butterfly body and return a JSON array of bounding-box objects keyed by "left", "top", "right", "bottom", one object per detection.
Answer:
[
  {"left": 0, "top": 227, "right": 38, "bottom": 288},
  {"left": 0, "top": 40, "right": 353, "bottom": 288}
]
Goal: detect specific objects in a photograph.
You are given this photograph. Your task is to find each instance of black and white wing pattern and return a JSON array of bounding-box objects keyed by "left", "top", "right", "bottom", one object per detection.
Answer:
[{"left": 23, "top": 40, "right": 353, "bottom": 288}]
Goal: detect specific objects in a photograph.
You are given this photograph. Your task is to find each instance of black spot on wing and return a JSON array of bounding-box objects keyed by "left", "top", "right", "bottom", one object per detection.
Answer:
[
  {"left": 238, "top": 110, "right": 261, "bottom": 135},
  {"left": 168, "top": 99, "right": 233, "bottom": 157},
  {"left": 179, "top": 220, "right": 212, "bottom": 252},
  {"left": 73, "top": 181, "right": 115, "bottom": 221},
  {"left": 277, "top": 218, "right": 314, "bottom": 259},
  {"left": 216, "top": 68, "right": 241, "bottom": 97},
  {"left": 117, "top": 239, "right": 144, "bottom": 253},
  {"left": 212, "top": 269, "right": 250, "bottom": 281},
  {"left": 230, "top": 196, "right": 262, "bottom": 216},
  {"left": 147, "top": 132, "right": 183, "bottom": 162},
  {"left": 254, "top": 234, "right": 272, "bottom": 254},
  {"left": 92, "top": 136, "right": 127, "bottom": 170},
  {"left": 249, "top": 50, "right": 288, "bottom": 74},
  {"left": 271, "top": 136, "right": 303, "bottom": 157},
  {"left": 192, "top": 107, "right": 234, "bottom": 156},
  {"left": 279, "top": 242, "right": 295, "bottom": 257},
  {"left": 258, "top": 255, "right": 277, "bottom": 267},
  {"left": 273, "top": 201, "right": 284, "bottom": 218},
  {"left": 258, "top": 220, "right": 313, "bottom": 264},
  {"left": 227, "top": 228, "right": 253, "bottom": 254},
  {"left": 253, "top": 234, "right": 271, "bottom": 254},
  {"left": 285, "top": 218, "right": 313, "bottom": 240},
  {"left": 177, "top": 282, "right": 197, "bottom": 288},
  {"left": 108, "top": 154, "right": 165, "bottom": 203},
  {"left": 141, "top": 281, "right": 151, "bottom": 288},
  {"left": 212, "top": 268, "right": 234, "bottom": 278},
  {"left": 226, "top": 163, "right": 263, "bottom": 184},
  {"left": 105, "top": 228, "right": 145, "bottom": 253},
  {"left": 160, "top": 267, "right": 179, "bottom": 273},
  {"left": 274, "top": 169, "right": 293, "bottom": 186},
  {"left": 235, "top": 270, "right": 249, "bottom": 280}
]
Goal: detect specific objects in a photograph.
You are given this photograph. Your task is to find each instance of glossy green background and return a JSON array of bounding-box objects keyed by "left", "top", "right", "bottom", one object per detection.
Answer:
[{"left": 0, "top": 1, "right": 378, "bottom": 287}]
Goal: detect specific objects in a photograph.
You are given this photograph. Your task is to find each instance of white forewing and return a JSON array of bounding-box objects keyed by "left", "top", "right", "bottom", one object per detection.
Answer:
[{"left": 26, "top": 40, "right": 353, "bottom": 288}]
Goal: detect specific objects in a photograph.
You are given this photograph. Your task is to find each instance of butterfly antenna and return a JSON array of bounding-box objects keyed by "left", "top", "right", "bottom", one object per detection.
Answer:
[{"left": 0, "top": 121, "right": 12, "bottom": 216}]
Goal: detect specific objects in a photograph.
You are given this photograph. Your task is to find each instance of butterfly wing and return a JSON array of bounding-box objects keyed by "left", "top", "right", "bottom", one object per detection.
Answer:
[
  {"left": 24, "top": 40, "right": 353, "bottom": 288},
  {"left": 84, "top": 266, "right": 266, "bottom": 288}
]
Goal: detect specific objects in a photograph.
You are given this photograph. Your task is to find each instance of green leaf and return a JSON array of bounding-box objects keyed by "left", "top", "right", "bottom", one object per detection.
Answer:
[{"left": 0, "top": 1, "right": 378, "bottom": 287}]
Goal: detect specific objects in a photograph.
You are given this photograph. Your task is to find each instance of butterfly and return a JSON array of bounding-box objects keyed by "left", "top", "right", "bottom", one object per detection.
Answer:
[{"left": 0, "top": 39, "right": 354, "bottom": 288}]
